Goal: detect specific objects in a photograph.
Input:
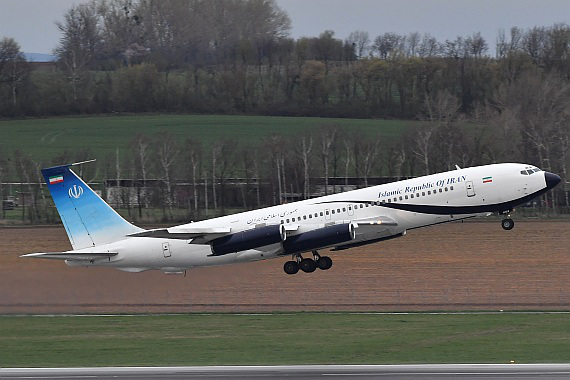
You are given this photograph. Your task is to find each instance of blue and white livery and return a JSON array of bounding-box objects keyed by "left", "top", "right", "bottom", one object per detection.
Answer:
[{"left": 23, "top": 162, "right": 561, "bottom": 275}]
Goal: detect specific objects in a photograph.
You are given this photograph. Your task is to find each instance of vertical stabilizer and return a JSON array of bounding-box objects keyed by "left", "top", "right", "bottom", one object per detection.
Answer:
[{"left": 42, "top": 164, "right": 143, "bottom": 250}]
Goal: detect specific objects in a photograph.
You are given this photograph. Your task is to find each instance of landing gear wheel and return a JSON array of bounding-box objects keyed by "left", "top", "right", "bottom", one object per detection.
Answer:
[
  {"left": 501, "top": 218, "right": 514, "bottom": 230},
  {"left": 317, "top": 256, "right": 333, "bottom": 270},
  {"left": 283, "top": 260, "right": 299, "bottom": 275},
  {"left": 300, "top": 258, "right": 317, "bottom": 273}
]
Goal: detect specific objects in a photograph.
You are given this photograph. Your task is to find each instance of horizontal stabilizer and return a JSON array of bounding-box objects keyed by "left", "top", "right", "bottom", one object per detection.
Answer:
[
  {"left": 21, "top": 252, "right": 118, "bottom": 261},
  {"left": 128, "top": 226, "right": 231, "bottom": 243}
]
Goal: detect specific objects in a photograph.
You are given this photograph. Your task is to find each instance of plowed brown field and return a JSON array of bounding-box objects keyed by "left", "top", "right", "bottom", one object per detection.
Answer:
[{"left": 1, "top": 221, "right": 569, "bottom": 314}]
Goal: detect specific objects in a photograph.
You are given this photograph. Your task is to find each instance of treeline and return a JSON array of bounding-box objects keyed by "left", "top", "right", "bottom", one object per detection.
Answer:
[{"left": 0, "top": 1, "right": 570, "bottom": 118}]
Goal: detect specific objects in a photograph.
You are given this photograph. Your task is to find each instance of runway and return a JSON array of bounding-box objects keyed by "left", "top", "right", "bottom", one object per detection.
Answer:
[{"left": 2, "top": 364, "right": 570, "bottom": 379}]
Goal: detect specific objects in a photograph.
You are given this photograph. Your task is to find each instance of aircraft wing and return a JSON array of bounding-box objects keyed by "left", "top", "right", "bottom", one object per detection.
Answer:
[
  {"left": 21, "top": 252, "right": 118, "bottom": 261},
  {"left": 128, "top": 226, "right": 232, "bottom": 243}
]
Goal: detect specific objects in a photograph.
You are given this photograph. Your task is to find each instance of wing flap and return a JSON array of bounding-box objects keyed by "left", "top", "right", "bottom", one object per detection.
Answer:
[
  {"left": 127, "top": 226, "right": 231, "bottom": 242},
  {"left": 353, "top": 216, "right": 398, "bottom": 228},
  {"left": 21, "top": 252, "right": 118, "bottom": 261}
]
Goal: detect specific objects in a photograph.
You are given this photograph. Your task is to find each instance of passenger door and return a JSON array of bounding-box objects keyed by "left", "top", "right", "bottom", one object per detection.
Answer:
[
  {"left": 466, "top": 181, "right": 475, "bottom": 197},
  {"left": 162, "top": 242, "right": 171, "bottom": 258}
]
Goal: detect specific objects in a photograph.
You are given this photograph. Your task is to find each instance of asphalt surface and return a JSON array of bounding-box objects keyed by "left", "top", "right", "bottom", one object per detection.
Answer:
[{"left": 2, "top": 364, "right": 570, "bottom": 379}]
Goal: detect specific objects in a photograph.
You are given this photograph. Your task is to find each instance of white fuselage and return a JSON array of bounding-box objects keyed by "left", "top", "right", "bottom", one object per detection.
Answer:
[{"left": 67, "top": 163, "right": 550, "bottom": 273}]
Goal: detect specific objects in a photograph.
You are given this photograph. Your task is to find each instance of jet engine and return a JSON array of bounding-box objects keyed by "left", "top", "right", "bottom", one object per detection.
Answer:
[
  {"left": 210, "top": 224, "right": 286, "bottom": 256},
  {"left": 282, "top": 223, "right": 356, "bottom": 255}
]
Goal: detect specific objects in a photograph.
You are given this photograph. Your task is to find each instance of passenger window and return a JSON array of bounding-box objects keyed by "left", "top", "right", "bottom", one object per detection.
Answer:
[
  {"left": 360, "top": 204, "right": 363, "bottom": 208},
  {"left": 416, "top": 193, "right": 419, "bottom": 197},
  {"left": 439, "top": 188, "right": 443, "bottom": 193},
  {"left": 410, "top": 194, "right": 414, "bottom": 198},
  {"left": 405, "top": 195, "right": 408, "bottom": 199},
  {"left": 393, "top": 198, "right": 397, "bottom": 202},
  {"left": 366, "top": 204, "right": 369, "bottom": 207},
  {"left": 309, "top": 214, "right": 312, "bottom": 219},
  {"left": 343, "top": 208, "right": 346, "bottom": 212},
  {"left": 428, "top": 191, "right": 431, "bottom": 195},
  {"left": 320, "top": 212, "right": 323, "bottom": 216},
  {"left": 281, "top": 220, "right": 284, "bottom": 224},
  {"left": 303, "top": 215, "right": 307, "bottom": 220},
  {"left": 422, "top": 192, "right": 425, "bottom": 196},
  {"left": 332, "top": 210, "right": 335, "bottom": 214},
  {"left": 337, "top": 208, "right": 341, "bottom": 213},
  {"left": 450, "top": 186, "right": 454, "bottom": 191},
  {"left": 314, "top": 213, "right": 318, "bottom": 217},
  {"left": 399, "top": 196, "right": 403, "bottom": 200},
  {"left": 286, "top": 219, "right": 290, "bottom": 223},
  {"left": 445, "top": 187, "right": 448, "bottom": 191},
  {"left": 388, "top": 199, "right": 391, "bottom": 203}
]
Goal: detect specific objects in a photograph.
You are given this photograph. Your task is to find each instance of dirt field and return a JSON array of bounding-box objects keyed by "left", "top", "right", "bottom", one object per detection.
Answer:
[{"left": 1, "top": 220, "right": 569, "bottom": 313}]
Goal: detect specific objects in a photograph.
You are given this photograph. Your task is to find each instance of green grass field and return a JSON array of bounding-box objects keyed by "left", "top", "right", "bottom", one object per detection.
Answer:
[
  {"left": 0, "top": 114, "right": 417, "bottom": 163},
  {"left": 1, "top": 313, "right": 569, "bottom": 367}
]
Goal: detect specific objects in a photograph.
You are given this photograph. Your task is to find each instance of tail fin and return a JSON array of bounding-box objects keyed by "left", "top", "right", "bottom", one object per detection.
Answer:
[{"left": 42, "top": 163, "right": 143, "bottom": 250}]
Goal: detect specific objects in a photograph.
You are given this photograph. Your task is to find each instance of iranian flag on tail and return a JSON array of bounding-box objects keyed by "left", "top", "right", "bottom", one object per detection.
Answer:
[
  {"left": 482, "top": 176, "right": 493, "bottom": 184},
  {"left": 49, "top": 174, "right": 64, "bottom": 184}
]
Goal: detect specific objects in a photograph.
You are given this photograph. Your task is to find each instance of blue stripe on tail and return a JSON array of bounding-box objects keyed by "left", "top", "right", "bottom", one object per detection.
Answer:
[{"left": 42, "top": 164, "right": 143, "bottom": 250}]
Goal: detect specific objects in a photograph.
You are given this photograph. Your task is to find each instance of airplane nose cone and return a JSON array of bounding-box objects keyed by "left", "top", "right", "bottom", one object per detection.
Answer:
[{"left": 545, "top": 172, "right": 561, "bottom": 189}]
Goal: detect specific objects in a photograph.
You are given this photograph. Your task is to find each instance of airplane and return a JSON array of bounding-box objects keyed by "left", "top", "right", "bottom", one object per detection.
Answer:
[{"left": 22, "top": 161, "right": 561, "bottom": 275}]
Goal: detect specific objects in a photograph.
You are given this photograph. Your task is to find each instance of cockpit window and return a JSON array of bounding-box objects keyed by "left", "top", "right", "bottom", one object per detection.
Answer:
[{"left": 521, "top": 167, "right": 542, "bottom": 175}]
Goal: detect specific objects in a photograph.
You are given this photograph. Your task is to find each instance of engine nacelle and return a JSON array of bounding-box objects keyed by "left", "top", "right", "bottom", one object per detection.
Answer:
[
  {"left": 282, "top": 223, "right": 356, "bottom": 255},
  {"left": 210, "top": 224, "right": 286, "bottom": 256}
]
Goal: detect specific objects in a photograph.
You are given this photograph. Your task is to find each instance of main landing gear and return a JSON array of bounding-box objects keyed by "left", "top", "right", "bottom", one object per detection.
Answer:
[
  {"left": 283, "top": 250, "right": 333, "bottom": 275},
  {"left": 500, "top": 210, "right": 515, "bottom": 231}
]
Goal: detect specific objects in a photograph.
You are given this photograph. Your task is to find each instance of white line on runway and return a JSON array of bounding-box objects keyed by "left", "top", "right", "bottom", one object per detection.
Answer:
[{"left": 3, "top": 310, "right": 570, "bottom": 318}]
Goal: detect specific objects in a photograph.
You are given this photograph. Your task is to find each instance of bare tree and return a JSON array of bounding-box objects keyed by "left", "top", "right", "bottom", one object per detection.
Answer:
[
  {"left": 0, "top": 37, "right": 28, "bottom": 108},
  {"left": 130, "top": 134, "right": 151, "bottom": 218},
  {"left": 318, "top": 125, "right": 338, "bottom": 195},
  {"left": 298, "top": 136, "right": 313, "bottom": 199},
  {"left": 153, "top": 132, "right": 179, "bottom": 220},
  {"left": 212, "top": 139, "right": 238, "bottom": 214},
  {"left": 185, "top": 138, "right": 202, "bottom": 217},
  {"left": 343, "top": 139, "right": 352, "bottom": 187},
  {"left": 347, "top": 30, "right": 370, "bottom": 59},
  {"left": 55, "top": 2, "right": 101, "bottom": 105},
  {"left": 359, "top": 137, "right": 381, "bottom": 187}
]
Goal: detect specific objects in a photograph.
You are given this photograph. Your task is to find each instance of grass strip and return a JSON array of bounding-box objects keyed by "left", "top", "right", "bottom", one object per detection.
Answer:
[
  {"left": 1, "top": 313, "right": 569, "bottom": 367},
  {"left": 0, "top": 114, "right": 415, "bottom": 163}
]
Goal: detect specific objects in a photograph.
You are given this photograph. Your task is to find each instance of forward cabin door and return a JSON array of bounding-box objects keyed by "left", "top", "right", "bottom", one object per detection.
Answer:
[
  {"left": 466, "top": 181, "right": 475, "bottom": 197},
  {"left": 162, "top": 242, "right": 171, "bottom": 258}
]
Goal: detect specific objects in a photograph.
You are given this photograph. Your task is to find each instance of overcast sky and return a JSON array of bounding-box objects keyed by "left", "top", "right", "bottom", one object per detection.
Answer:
[{"left": 0, "top": 0, "right": 568, "bottom": 54}]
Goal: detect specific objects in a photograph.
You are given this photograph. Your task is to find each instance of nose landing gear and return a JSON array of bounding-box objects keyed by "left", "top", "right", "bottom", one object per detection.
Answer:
[
  {"left": 500, "top": 210, "right": 515, "bottom": 230},
  {"left": 283, "top": 250, "right": 333, "bottom": 274},
  {"left": 501, "top": 218, "right": 515, "bottom": 230}
]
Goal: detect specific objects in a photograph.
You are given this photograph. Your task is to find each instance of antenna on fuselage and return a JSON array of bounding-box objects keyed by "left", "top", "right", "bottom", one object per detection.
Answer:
[
  {"left": 455, "top": 165, "right": 461, "bottom": 170},
  {"left": 70, "top": 159, "right": 97, "bottom": 167}
]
